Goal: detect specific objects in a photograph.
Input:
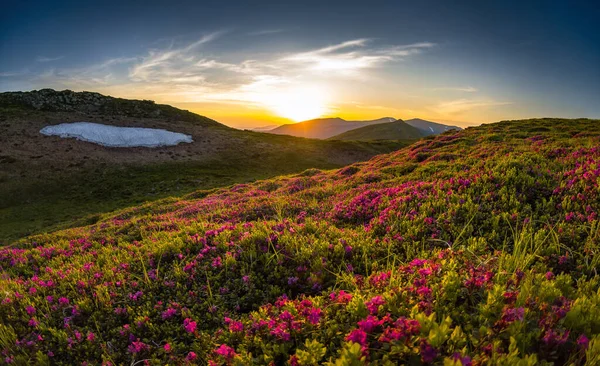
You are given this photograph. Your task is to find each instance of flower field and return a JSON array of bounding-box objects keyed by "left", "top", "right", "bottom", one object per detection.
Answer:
[{"left": 1, "top": 118, "right": 600, "bottom": 365}]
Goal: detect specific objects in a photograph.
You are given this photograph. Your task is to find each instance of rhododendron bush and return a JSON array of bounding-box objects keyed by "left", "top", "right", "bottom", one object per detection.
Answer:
[{"left": 2, "top": 118, "right": 600, "bottom": 365}]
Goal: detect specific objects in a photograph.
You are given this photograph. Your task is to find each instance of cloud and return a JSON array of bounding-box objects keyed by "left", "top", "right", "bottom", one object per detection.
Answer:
[
  {"left": 36, "top": 56, "right": 64, "bottom": 63},
  {"left": 35, "top": 57, "right": 137, "bottom": 87},
  {"left": 430, "top": 86, "right": 478, "bottom": 92},
  {"left": 434, "top": 99, "right": 512, "bottom": 115},
  {"left": 129, "top": 31, "right": 226, "bottom": 83},
  {"left": 280, "top": 39, "right": 434, "bottom": 74}
]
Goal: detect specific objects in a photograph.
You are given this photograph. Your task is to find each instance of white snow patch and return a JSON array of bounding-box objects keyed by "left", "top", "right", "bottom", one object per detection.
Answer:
[
  {"left": 40, "top": 122, "right": 193, "bottom": 148},
  {"left": 429, "top": 127, "right": 434, "bottom": 132}
]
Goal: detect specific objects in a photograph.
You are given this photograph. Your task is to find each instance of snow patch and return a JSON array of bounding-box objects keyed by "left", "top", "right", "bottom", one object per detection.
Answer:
[
  {"left": 40, "top": 122, "right": 193, "bottom": 148},
  {"left": 429, "top": 127, "right": 434, "bottom": 132}
]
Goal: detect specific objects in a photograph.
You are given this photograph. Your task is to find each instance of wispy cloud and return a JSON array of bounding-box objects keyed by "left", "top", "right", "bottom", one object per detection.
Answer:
[
  {"left": 430, "top": 86, "right": 478, "bottom": 93},
  {"left": 36, "top": 56, "right": 64, "bottom": 63},
  {"left": 433, "top": 99, "right": 512, "bottom": 115},
  {"left": 35, "top": 57, "right": 137, "bottom": 87},
  {"left": 129, "top": 31, "right": 227, "bottom": 83},
  {"left": 281, "top": 39, "right": 434, "bottom": 74}
]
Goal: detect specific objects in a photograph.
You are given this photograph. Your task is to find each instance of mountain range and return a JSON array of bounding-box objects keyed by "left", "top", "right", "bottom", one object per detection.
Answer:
[{"left": 265, "top": 117, "right": 461, "bottom": 140}]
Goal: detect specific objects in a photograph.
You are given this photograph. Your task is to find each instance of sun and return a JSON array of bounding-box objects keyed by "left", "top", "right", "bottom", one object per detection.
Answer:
[{"left": 266, "top": 87, "right": 328, "bottom": 122}]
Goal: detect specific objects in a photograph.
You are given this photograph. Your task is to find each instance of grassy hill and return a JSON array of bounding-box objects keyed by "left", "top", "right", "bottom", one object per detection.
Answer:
[
  {"left": 0, "top": 90, "right": 407, "bottom": 244},
  {"left": 267, "top": 117, "right": 397, "bottom": 139},
  {"left": 328, "top": 120, "right": 424, "bottom": 140},
  {"left": 2, "top": 118, "right": 600, "bottom": 364}
]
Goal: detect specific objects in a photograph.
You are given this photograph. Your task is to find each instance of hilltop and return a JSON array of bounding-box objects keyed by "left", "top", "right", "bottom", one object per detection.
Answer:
[
  {"left": 1, "top": 118, "right": 600, "bottom": 364},
  {"left": 0, "top": 89, "right": 408, "bottom": 243},
  {"left": 329, "top": 120, "right": 424, "bottom": 141}
]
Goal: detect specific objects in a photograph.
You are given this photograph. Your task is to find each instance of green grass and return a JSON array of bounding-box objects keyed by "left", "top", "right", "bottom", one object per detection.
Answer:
[{"left": 0, "top": 138, "right": 408, "bottom": 244}]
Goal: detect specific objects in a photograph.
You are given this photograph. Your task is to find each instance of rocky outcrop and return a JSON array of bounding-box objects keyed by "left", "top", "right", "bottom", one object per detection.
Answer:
[{"left": 0, "top": 89, "right": 223, "bottom": 127}]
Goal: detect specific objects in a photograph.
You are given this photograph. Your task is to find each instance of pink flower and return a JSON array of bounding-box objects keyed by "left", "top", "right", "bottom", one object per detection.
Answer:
[
  {"left": 346, "top": 329, "right": 368, "bottom": 346},
  {"left": 365, "top": 295, "right": 385, "bottom": 314},
  {"left": 164, "top": 343, "right": 171, "bottom": 352},
  {"left": 358, "top": 315, "right": 383, "bottom": 333},
  {"left": 184, "top": 318, "right": 197, "bottom": 333},
  {"left": 186, "top": 352, "right": 197, "bottom": 361},
  {"left": 87, "top": 332, "right": 95, "bottom": 342},
  {"left": 307, "top": 308, "right": 322, "bottom": 325},
  {"left": 162, "top": 308, "right": 177, "bottom": 320},
  {"left": 577, "top": 334, "right": 590, "bottom": 349},
  {"left": 128, "top": 340, "right": 149, "bottom": 354},
  {"left": 420, "top": 341, "right": 438, "bottom": 363},
  {"left": 215, "top": 344, "right": 237, "bottom": 360}
]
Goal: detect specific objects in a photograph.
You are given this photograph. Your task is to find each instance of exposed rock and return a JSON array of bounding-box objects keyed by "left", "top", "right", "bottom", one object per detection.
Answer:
[{"left": 0, "top": 89, "right": 222, "bottom": 127}]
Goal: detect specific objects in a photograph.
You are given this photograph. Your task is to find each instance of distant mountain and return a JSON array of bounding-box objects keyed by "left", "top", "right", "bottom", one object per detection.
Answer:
[
  {"left": 328, "top": 120, "right": 424, "bottom": 141},
  {"left": 405, "top": 118, "right": 462, "bottom": 136},
  {"left": 267, "top": 117, "right": 396, "bottom": 139}
]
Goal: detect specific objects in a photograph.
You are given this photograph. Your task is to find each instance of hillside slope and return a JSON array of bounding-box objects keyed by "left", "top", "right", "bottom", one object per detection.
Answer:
[
  {"left": 2, "top": 118, "right": 600, "bottom": 364},
  {"left": 267, "top": 117, "right": 396, "bottom": 139},
  {"left": 328, "top": 120, "right": 424, "bottom": 140},
  {"left": 0, "top": 89, "right": 406, "bottom": 243}
]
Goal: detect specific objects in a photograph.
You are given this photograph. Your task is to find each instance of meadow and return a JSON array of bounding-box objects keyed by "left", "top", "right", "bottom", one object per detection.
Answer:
[{"left": 1, "top": 118, "right": 600, "bottom": 365}]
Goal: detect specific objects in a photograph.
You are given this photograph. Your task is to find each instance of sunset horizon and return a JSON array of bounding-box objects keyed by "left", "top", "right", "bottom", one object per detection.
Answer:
[{"left": 2, "top": 1, "right": 598, "bottom": 129}]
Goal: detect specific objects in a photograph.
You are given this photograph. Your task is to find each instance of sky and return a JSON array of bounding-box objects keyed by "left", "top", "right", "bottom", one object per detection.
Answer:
[{"left": 1, "top": 0, "right": 599, "bottom": 129}]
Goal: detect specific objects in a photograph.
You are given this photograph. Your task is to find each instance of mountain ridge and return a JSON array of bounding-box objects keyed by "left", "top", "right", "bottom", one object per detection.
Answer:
[{"left": 328, "top": 120, "right": 424, "bottom": 141}]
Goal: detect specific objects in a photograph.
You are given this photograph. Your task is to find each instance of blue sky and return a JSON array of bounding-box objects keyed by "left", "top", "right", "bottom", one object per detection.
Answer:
[{"left": 1, "top": 0, "right": 599, "bottom": 128}]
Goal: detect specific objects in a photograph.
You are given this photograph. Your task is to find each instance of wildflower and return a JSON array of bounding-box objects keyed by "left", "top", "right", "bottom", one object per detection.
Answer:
[
  {"left": 186, "top": 352, "right": 197, "bottom": 361},
  {"left": 346, "top": 329, "right": 368, "bottom": 346},
  {"left": 184, "top": 318, "right": 197, "bottom": 333},
  {"left": 164, "top": 343, "right": 171, "bottom": 352},
  {"left": 128, "top": 340, "right": 149, "bottom": 354},
  {"left": 307, "top": 308, "right": 322, "bottom": 325},
  {"left": 162, "top": 308, "right": 177, "bottom": 320},
  {"left": 358, "top": 315, "right": 383, "bottom": 333},
  {"left": 25, "top": 305, "right": 36, "bottom": 315},
  {"left": 214, "top": 344, "right": 237, "bottom": 360},
  {"left": 577, "top": 334, "right": 590, "bottom": 349},
  {"left": 545, "top": 271, "right": 555, "bottom": 280},
  {"left": 87, "top": 332, "right": 95, "bottom": 342},
  {"left": 365, "top": 295, "right": 385, "bottom": 314},
  {"left": 420, "top": 341, "right": 438, "bottom": 363}
]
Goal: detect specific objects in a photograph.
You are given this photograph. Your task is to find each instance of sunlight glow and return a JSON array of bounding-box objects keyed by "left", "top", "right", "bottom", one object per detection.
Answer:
[{"left": 265, "top": 87, "right": 329, "bottom": 122}]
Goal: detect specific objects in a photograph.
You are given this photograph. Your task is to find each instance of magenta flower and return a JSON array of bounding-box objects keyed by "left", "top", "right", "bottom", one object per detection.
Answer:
[
  {"left": 307, "top": 308, "right": 322, "bottom": 325},
  {"left": 184, "top": 318, "right": 197, "bottom": 333},
  {"left": 128, "top": 340, "right": 149, "bottom": 354},
  {"left": 346, "top": 329, "right": 368, "bottom": 346},
  {"left": 358, "top": 315, "right": 383, "bottom": 333},
  {"left": 420, "top": 341, "right": 438, "bottom": 363},
  {"left": 186, "top": 352, "right": 197, "bottom": 361},
  {"left": 25, "top": 305, "right": 36, "bottom": 315},
  {"left": 162, "top": 308, "right": 177, "bottom": 320},
  {"left": 214, "top": 344, "right": 237, "bottom": 360},
  {"left": 577, "top": 334, "right": 590, "bottom": 349},
  {"left": 164, "top": 343, "right": 171, "bottom": 352}
]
